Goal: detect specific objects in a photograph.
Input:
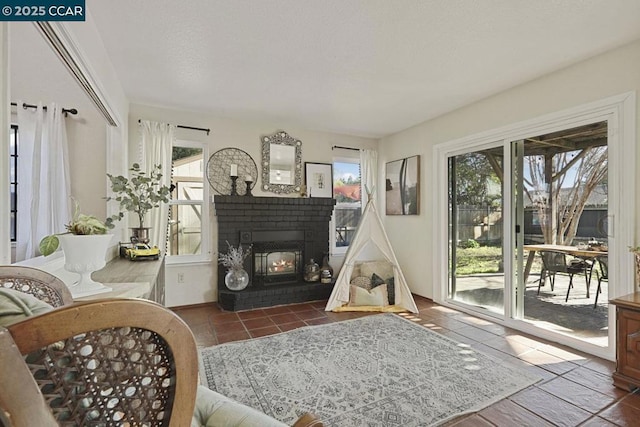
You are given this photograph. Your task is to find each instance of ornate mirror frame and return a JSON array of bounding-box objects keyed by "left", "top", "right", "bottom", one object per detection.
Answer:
[{"left": 261, "top": 130, "right": 302, "bottom": 194}]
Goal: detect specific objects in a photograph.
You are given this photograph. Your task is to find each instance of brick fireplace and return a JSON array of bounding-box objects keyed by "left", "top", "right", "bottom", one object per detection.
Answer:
[{"left": 214, "top": 196, "right": 336, "bottom": 311}]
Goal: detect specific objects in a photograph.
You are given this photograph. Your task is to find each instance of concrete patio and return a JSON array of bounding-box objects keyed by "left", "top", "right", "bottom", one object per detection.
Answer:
[{"left": 451, "top": 273, "right": 608, "bottom": 345}]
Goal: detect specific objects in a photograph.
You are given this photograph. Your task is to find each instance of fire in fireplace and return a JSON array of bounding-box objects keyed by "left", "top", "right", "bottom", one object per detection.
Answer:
[
  {"left": 254, "top": 247, "right": 303, "bottom": 285},
  {"left": 264, "top": 252, "right": 296, "bottom": 274}
]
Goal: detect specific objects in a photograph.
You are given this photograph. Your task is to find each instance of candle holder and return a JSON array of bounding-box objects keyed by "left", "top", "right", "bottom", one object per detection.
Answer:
[
  {"left": 230, "top": 176, "right": 239, "bottom": 196},
  {"left": 244, "top": 180, "right": 253, "bottom": 196}
]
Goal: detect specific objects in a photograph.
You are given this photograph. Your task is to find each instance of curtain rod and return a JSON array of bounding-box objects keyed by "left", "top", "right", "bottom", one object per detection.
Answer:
[
  {"left": 138, "top": 119, "right": 210, "bottom": 135},
  {"left": 11, "top": 101, "right": 77, "bottom": 116},
  {"left": 332, "top": 145, "right": 360, "bottom": 151}
]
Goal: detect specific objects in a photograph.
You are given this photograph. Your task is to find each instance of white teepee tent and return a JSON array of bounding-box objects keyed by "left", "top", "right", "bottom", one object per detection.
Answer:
[{"left": 325, "top": 195, "right": 418, "bottom": 313}]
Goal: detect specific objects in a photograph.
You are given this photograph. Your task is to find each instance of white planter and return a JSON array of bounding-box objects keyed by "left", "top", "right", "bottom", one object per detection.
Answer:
[{"left": 59, "top": 234, "right": 113, "bottom": 298}]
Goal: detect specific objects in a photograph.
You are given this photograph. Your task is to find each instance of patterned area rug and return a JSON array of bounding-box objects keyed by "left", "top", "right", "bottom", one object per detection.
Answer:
[{"left": 201, "top": 314, "right": 539, "bottom": 426}]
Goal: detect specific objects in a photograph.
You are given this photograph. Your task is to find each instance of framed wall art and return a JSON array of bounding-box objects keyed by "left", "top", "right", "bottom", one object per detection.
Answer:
[
  {"left": 385, "top": 155, "right": 420, "bottom": 215},
  {"left": 305, "top": 162, "right": 333, "bottom": 198}
]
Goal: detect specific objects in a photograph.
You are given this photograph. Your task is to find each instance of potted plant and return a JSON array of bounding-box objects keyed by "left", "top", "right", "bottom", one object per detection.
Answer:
[
  {"left": 630, "top": 246, "right": 640, "bottom": 287},
  {"left": 39, "top": 200, "right": 114, "bottom": 297},
  {"left": 218, "top": 241, "right": 252, "bottom": 291},
  {"left": 106, "top": 163, "right": 172, "bottom": 244}
]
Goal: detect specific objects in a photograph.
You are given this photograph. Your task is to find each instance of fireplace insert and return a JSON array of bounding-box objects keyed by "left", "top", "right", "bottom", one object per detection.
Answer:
[
  {"left": 241, "top": 230, "right": 307, "bottom": 286},
  {"left": 253, "top": 242, "right": 303, "bottom": 285}
]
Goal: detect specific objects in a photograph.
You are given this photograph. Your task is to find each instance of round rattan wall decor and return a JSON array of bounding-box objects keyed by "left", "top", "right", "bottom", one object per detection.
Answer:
[{"left": 206, "top": 148, "right": 258, "bottom": 195}]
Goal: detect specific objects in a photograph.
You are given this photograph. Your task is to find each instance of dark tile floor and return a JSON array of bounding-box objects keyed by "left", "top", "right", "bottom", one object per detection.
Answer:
[{"left": 172, "top": 295, "right": 640, "bottom": 426}]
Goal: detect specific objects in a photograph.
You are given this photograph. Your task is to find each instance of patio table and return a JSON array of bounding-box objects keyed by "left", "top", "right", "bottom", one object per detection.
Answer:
[{"left": 523, "top": 244, "right": 608, "bottom": 298}]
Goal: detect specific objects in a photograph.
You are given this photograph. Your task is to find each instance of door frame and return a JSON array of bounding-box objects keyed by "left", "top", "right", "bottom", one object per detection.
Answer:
[{"left": 433, "top": 92, "right": 636, "bottom": 360}]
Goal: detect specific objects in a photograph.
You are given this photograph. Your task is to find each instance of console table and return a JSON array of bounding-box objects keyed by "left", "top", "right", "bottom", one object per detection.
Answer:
[
  {"left": 611, "top": 292, "right": 640, "bottom": 391},
  {"left": 86, "top": 257, "right": 165, "bottom": 305}
]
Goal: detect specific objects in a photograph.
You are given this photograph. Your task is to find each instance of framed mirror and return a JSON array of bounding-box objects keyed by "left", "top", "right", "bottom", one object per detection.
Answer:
[{"left": 261, "top": 131, "right": 302, "bottom": 194}]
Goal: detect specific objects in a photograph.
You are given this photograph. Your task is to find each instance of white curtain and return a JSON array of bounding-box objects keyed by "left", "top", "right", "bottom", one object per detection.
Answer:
[
  {"left": 16, "top": 101, "right": 71, "bottom": 261},
  {"left": 138, "top": 120, "right": 174, "bottom": 250},
  {"left": 360, "top": 149, "right": 378, "bottom": 210}
]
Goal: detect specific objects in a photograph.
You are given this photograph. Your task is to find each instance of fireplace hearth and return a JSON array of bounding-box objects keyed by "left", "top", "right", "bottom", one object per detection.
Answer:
[{"left": 214, "top": 196, "right": 336, "bottom": 311}]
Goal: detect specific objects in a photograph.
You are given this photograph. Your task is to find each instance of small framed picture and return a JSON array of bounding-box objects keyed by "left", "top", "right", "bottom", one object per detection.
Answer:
[
  {"left": 305, "top": 162, "right": 333, "bottom": 198},
  {"left": 386, "top": 155, "right": 420, "bottom": 215}
]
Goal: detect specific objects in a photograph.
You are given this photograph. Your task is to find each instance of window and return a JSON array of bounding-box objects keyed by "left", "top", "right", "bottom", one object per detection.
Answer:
[
  {"left": 331, "top": 158, "right": 361, "bottom": 254},
  {"left": 166, "top": 141, "right": 209, "bottom": 262},
  {"left": 9, "top": 125, "right": 17, "bottom": 242}
]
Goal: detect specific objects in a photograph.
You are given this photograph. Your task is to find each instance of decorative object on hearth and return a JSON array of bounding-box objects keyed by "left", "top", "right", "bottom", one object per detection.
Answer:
[
  {"left": 320, "top": 254, "right": 333, "bottom": 283},
  {"left": 201, "top": 314, "right": 540, "bottom": 426},
  {"left": 218, "top": 241, "right": 252, "bottom": 291},
  {"left": 385, "top": 155, "right": 420, "bottom": 215},
  {"left": 206, "top": 148, "right": 258, "bottom": 196},
  {"left": 303, "top": 258, "right": 320, "bottom": 282},
  {"left": 105, "top": 163, "right": 172, "bottom": 245},
  {"left": 224, "top": 268, "right": 249, "bottom": 291},
  {"left": 304, "top": 162, "right": 333, "bottom": 198},
  {"left": 261, "top": 130, "right": 302, "bottom": 194},
  {"left": 38, "top": 200, "right": 113, "bottom": 298}
]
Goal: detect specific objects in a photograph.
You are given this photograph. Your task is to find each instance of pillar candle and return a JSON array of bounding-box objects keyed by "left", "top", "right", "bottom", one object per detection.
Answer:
[
  {"left": 245, "top": 175, "right": 253, "bottom": 182},
  {"left": 230, "top": 164, "right": 238, "bottom": 176}
]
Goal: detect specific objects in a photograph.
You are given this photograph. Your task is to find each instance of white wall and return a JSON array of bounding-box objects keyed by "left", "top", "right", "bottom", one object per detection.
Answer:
[
  {"left": 129, "top": 103, "right": 378, "bottom": 307},
  {"left": 380, "top": 39, "right": 640, "bottom": 299}
]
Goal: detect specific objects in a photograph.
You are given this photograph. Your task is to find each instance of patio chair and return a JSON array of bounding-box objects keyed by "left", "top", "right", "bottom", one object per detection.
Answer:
[
  {"left": 593, "top": 255, "right": 608, "bottom": 308},
  {"left": 538, "top": 250, "right": 591, "bottom": 302}
]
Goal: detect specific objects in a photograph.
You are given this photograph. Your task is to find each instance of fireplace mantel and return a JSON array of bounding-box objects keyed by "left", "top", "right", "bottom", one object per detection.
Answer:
[{"left": 214, "top": 195, "right": 336, "bottom": 310}]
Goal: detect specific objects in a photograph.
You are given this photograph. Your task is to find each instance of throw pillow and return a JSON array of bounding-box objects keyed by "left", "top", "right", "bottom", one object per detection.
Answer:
[
  {"left": 360, "top": 260, "right": 393, "bottom": 281},
  {"left": 350, "top": 263, "right": 362, "bottom": 280},
  {"left": 349, "top": 276, "right": 372, "bottom": 290},
  {"left": 371, "top": 273, "right": 395, "bottom": 305},
  {"left": 385, "top": 276, "right": 396, "bottom": 305},
  {"left": 348, "top": 284, "right": 389, "bottom": 307},
  {"left": 371, "top": 273, "right": 385, "bottom": 287},
  {"left": 0, "top": 288, "right": 54, "bottom": 327}
]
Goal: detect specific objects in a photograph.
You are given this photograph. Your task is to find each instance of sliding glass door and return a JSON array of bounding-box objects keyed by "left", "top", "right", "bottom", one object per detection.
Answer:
[
  {"left": 515, "top": 122, "right": 609, "bottom": 347},
  {"left": 448, "top": 146, "right": 505, "bottom": 316},
  {"left": 446, "top": 120, "right": 614, "bottom": 354}
]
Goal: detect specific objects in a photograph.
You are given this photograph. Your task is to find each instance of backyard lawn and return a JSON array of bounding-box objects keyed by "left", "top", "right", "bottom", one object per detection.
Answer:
[{"left": 454, "top": 246, "right": 542, "bottom": 275}]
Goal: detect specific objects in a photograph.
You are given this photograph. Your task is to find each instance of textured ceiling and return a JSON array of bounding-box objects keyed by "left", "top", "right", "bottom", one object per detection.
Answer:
[{"left": 88, "top": 0, "right": 640, "bottom": 138}]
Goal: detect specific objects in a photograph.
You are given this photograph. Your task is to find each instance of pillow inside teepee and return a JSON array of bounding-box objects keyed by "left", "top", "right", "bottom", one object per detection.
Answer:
[
  {"left": 360, "top": 260, "right": 394, "bottom": 281},
  {"left": 348, "top": 284, "right": 389, "bottom": 307},
  {"left": 371, "top": 273, "right": 395, "bottom": 305},
  {"left": 350, "top": 276, "right": 372, "bottom": 290}
]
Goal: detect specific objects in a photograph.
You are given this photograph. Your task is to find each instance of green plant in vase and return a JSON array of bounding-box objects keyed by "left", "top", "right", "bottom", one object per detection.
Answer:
[
  {"left": 630, "top": 246, "right": 640, "bottom": 287},
  {"left": 38, "top": 200, "right": 114, "bottom": 297},
  {"left": 106, "top": 163, "right": 172, "bottom": 244},
  {"left": 39, "top": 199, "right": 111, "bottom": 256}
]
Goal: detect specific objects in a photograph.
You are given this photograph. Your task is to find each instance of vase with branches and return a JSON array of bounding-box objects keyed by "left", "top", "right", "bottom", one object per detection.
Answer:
[{"left": 218, "top": 241, "right": 252, "bottom": 291}]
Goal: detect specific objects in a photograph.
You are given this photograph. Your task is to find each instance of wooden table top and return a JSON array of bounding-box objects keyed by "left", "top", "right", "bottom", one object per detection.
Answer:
[{"left": 523, "top": 244, "right": 608, "bottom": 258}]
